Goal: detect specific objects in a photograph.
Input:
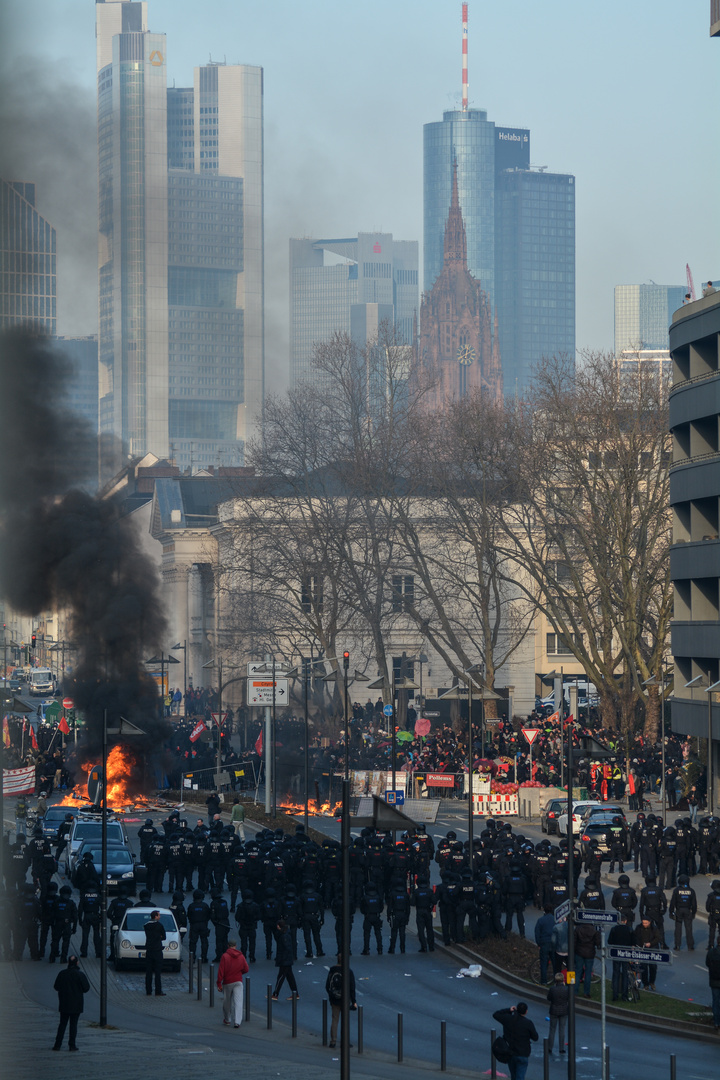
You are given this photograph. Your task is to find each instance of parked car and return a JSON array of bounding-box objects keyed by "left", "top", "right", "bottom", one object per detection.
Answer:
[
  {"left": 41, "top": 806, "right": 78, "bottom": 842},
  {"left": 541, "top": 798, "right": 566, "bottom": 834},
  {"left": 557, "top": 799, "right": 602, "bottom": 837},
  {"left": 70, "top": 840, "right": 137, "bottom": 894},
  {"left": 578, "top": 814, "right": 631, "bottom": 859},
  {"left": 113, "top": 906, "right": 184, "bottom": 972},
  {"left": 65, "top": 812, "right": 130, "bottom": 875},
  {"left": 582, "top": 804, "right": 626, "bottom": 825}
]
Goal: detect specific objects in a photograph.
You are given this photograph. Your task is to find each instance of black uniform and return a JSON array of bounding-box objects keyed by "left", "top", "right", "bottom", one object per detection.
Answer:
[
  {"left": 235, "top": 892, "right": 260, "bottom": 962},
  {"left": 669, "top": 879, "right": 697, "bottom": 951},
  {"left": 78, "top": 884, "right": 102, "bottom": 958},
  {"left": 210, "top": 892, "right": 231, "bottom": 961},
  {"left": 411, "top": 879, "right": 435, "bottom": 952},
  {"left": 186, "top": 892, "right": 211, "bottom": 962},
  {"left": 14, "top": 887, "right": 41, "bottom": 960},
  {"left": 300, "top": 883, "right": 325, "bottom": 957},
  {"left": 387, "top": 881, "right": 411, "bottom": 953},
  {"left": 49, "top": 890, "right": 78, "bottom": 963},
  {"left": 360, "top": 885, "right": 383, "bottom": 954}
]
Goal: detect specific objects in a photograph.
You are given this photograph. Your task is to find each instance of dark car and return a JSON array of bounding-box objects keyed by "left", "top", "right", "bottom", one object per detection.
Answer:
[
  {"left": 579, "top": 815, "right": 630, "bottom": 860},
  {"left": 41, "top": 806, "right": 78, "bottom": 842},
  {"left": 71, "top": 841, "right": 137, "bottom": 894},
  {"left": 541, "top": 798, "right": 565, "bottom": 835}
]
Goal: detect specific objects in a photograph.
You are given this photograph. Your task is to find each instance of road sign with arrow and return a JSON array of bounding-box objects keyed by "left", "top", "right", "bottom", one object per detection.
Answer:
[{"left": 248, "top": 679, "right": 288, "bottom": 707}]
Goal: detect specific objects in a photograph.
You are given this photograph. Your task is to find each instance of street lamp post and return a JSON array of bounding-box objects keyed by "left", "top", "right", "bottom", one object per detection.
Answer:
[{"left": 172, "top": 641, "right": 187, "bottom": 715}]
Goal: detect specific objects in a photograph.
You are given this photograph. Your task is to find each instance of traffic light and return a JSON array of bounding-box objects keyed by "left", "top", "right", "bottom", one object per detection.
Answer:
[
  {"left": 31, "top": 633, "right": 36, "bottom": 650},
  {"left": 343, "top": 651, "right": 350, "bottom": 670}
]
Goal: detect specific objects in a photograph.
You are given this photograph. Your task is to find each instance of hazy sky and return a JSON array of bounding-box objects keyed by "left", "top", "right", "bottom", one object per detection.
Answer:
[{"left": 2, "top": 1, "right": 717, "bottom": 391}]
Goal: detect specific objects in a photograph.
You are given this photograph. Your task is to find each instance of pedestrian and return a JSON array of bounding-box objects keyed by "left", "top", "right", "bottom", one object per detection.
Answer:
[
  {"left": 574, "top": 921, "right": 600, "bottom": 997},
  {"left": 52, "top": 955, "right": 90, "bottom": 1051},
  {"left": 546, "top": 973, "right": 569, "bottom": 1055},
  {"left": 608, "top": 914, "right": 634, "bottom": 1001},
  {"left": 272, "top": 918, "right": 299, "bottom": 1000},
  {"left": 144, "top": 909, "right": 166, "bottom": 996},
  {"left": 325, "top": 953, "right": 357, "bottom": 1049},
  {"left": 534, "top": 904, "right": 555, "bottom": 985},
  {"left": 702, "top": 281, "right": 717, "bottom": 297},
  {"left": 230, "top": 798, "right": 246, "bottom": 841},
  {"left": 634, "top": 916, "right": 661, "bottom": 990},
  {"left": 706, "top": 942, "right": 720, "bottom": 1032},
  {"left": 216, "top": 937, "right": 249, "bottom": 1028},
  {"left": 492, "top": 1001, "right": 539, "bottom": 1080}
]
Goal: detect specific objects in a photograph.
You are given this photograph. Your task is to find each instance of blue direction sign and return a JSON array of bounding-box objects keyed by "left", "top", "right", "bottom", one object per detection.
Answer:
[
  {"left": 607, "top": 946, "right": 672, "bottom": 964},
  {"left": 554, "top": 898, "right": 571, "bottom": 922},
  {"left": 385, "top": 790, "right": 405, "bottom": 805},
  {"left": 575, "top": 909, "right": 619, "bottom": 925},
  {"left": 383, "top": 704, "right": 394, "bottom": 717}
]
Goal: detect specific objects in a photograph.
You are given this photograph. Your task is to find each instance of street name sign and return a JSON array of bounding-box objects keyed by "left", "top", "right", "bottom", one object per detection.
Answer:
[
  {"left": 554, "top": 898, "right": 571, "bottom": 922},
  {"left": 607, "top": 946, "right": 672, "bottom": 964},
  {"left": 575, "top": 909, "right": 619, "bottom": 925},
  {"left": 248, "top": 679, "right": 289, "bottom": 706}
]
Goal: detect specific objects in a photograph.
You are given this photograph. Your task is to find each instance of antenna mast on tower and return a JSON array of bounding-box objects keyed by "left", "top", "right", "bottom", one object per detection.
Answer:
[{"left": 462, "top": 3, "right": 469, "bottom": 111}]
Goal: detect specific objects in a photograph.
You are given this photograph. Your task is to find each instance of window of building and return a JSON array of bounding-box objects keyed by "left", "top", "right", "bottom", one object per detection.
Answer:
[{"left": 391, "top": 574, "right": 415, "bottom": 612}]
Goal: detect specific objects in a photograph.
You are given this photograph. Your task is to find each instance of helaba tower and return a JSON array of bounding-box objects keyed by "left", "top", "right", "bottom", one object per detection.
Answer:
[
  {"left": 423, "top": 4, "right": 575, "bottom": 395},
  {"left": 95, "top": 0, "right": 264, "bottom": 472}
]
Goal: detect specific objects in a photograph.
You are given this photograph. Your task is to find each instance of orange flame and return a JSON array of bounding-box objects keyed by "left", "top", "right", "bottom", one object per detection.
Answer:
[
  {"left": 58, "top": 743, "right": 155, "bottom": 811},
  {"left": 278, "top": 798, "right": 342, "bottom": 818}
]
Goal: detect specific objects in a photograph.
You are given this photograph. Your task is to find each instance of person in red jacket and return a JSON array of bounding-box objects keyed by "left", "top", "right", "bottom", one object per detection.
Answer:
[{"left": 216, "top": 937, "right": 249, "bottom": 1028}]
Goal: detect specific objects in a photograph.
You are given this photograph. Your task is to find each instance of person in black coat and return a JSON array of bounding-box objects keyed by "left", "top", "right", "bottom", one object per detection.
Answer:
[
  {"left": 53, "top": 955, "right": 90, "bottom": 1051},
  {"left": 144, "top": 910, "right": 167, "bottom": 996},
  {"left": 492, "top": 1002, "right": 538, "bottom": 1080},
  {"left": 271, "top": 919, "right": 298, "bottom": 1000}
]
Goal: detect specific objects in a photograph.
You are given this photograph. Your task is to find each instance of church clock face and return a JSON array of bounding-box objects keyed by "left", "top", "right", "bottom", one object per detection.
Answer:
[{"left": 457, "top": 343, "right": 476, "bottom": 366}]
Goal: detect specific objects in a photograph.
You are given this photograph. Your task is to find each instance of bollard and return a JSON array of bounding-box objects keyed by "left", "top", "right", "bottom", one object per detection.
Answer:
[
  {"left": 543, "top": 1037, "right": 549, "bottom": 1080},
  {"left": 244, "top": 976, "right": 250, "bottom": 1022},
  {"left": 605, "top": 1046, "right": 610, "bottom": 1080},
  {"left": 266, "top": 984, "right": 273, "bottom": 1030},
  {"left": 322, "top": 999, "right": 328, "bottom": 1046},
  {"left": 209, "top": 964, "right": 215, "bottom": 1008},
  {"left": 188, "top": 956, "right": 194, "bottom": 994},
  {"left": 291, "top": 992, "right": 298, "bottom": 1037},
  {"left": 398, "top": 1013, "right": 403, "bottom": 1063},
  {"left": 357, "top": 1004, "right": 363, "bottom": 1054},
  {"left": 670, "top": 1054, "right": 676, "bottom": 1080},
  {"left": 196, "top": 958, "right": 202, "bottom": 1001},
  {"left": 490, "top": 1027, "right": 497, "bottom": 1079},
  {"left": 440, "top": 1020, "right": 447, "bottom": 1071}
]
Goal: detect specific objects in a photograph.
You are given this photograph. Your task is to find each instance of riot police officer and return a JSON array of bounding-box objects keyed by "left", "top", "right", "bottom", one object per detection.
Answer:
[
  {"left": 670, "top": 874, "right": 697, "bottom": 951},
  {"left": 48, "top": 885, "right": 78, "bottom": 964},
  {"left": 360, "top": 882, "right": 383, "bottom": 955},
  {"left": 235, "top": 890, "right": 260, "bottom": 963},
  {"left": 387, "top": 877, "right": 411, "bottom": 953},
  {"left": 186, "top": 889, "right": 211, "bottom": 962},
  {"left": 411, "top": 876, "right": 436, "bottom": 952},
  {"left": 78, "top": 881, "right": 102, "bottom": 958}
]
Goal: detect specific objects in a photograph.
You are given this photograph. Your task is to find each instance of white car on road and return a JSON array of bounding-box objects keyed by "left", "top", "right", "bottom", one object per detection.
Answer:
[
  {"left": 557, "top": 799, "right": 602, "bottom": 837},
  {"left": 113, "top": 906, "right": 184, "bottom": 972}
]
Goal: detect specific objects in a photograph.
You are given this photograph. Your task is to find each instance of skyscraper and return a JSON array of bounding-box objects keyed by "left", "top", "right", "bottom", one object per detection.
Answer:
[
  {"left": 96, "top": 0, "right": 263, "bottom": 472},
  {"left": 614, "top": 284, "right": 686, "bottom": 354},
  {"left": 0, "top": 180, "right": 56, "bottom": 336},
  {"left": 423, "top": 20, "right": 575, "bottom": 395},
  {"left": 289, "top": 233, "right": 418, "bottom": 388}
]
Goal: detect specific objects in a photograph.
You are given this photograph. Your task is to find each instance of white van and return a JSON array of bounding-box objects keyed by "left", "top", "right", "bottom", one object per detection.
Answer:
[{"left": 29, "top": 668, "right": 54, "bottom": 696}]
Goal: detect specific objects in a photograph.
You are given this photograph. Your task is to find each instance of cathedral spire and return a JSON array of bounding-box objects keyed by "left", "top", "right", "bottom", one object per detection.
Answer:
[{"left": 443, "top": 157, "right": 467, "bottom": 267}]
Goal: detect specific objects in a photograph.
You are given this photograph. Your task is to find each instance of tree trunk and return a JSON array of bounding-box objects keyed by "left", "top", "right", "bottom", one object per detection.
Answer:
[{"left": 644, "top": 685, "right": 660, "bottom": 743}]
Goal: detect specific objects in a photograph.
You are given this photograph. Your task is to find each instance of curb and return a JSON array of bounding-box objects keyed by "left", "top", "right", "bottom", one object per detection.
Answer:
[{"left": 440, "top": 941, "right": 719, "bottom": 1044}]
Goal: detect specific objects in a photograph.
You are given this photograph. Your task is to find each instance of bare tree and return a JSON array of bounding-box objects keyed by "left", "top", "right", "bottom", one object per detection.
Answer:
[{"left": 497, "top": 351, "right": 672, "bottom": 738}]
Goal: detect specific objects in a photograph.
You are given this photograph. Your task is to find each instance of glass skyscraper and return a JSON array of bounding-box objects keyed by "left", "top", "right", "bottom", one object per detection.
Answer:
[
  {"left": 614, "top": 284, "right": 686, "bottom": 354},
  {"left": 96, "top": 1, "right": 263, "bottom": 472},
  {"left": 0, "top": 180, "right": 56, "bottom": 335},
  {"left": 289, "top": 233, "right": 418, "bottom": 388},
  {"left": 423, "top": 109, "right": 575, "bottom": 394}
]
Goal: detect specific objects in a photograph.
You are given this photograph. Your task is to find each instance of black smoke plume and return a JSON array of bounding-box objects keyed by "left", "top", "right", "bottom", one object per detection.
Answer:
[{"left": 0, "top": 330, "right": 169, "bottom": 757}]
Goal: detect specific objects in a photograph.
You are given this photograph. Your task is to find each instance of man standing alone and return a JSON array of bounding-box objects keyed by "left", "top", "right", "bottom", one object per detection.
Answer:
[
  {"left": 144, "top": 910, "right": 166, "bottom": 996},
  {"left": 492, "top": 1001, "right": 538, "bottom": 1080},
  {"left": 52, "top": 955, "right": 90, "bottom": 1051},
  {"left": 217, "top": 937, "right": 249, "bottom": 1028}
]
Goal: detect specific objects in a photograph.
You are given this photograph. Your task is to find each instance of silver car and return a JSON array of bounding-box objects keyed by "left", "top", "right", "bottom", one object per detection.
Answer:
[{"left": 113, "top": 906, "right": 184, "bottom": 972}]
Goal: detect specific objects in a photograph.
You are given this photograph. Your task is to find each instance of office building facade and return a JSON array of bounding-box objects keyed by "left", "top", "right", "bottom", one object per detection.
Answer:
[
  {"left": 423, "top": 110, "right": 575, "bottom": 395},
  {"left": 614, "top": 284, "right": 686, "bottom": 355},
  {"left": 669, "top": 289, "right": 720, "bottom": 808},
  {"left": 96, "top": 1, "right": 263, "bottom": 472},
  {"left": 289, "top": 233, "right": 418, "bottom": 388},
  {"left": 0, "top": 180, "right": 56, "bottom": 336}
]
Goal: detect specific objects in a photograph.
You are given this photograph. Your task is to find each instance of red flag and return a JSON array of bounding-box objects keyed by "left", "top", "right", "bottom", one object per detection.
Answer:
[
  {"left": 189, "top": 719, "right": 207, "bottom": 743},
  {"left": 31, "top": 727, "right": 39, "bottom": 750},
  {"left": 254, "top": 730, "right": 263, "bottom": 756},
  {"left": 58, "top": 716, "right": 70, "bottom": 734}
]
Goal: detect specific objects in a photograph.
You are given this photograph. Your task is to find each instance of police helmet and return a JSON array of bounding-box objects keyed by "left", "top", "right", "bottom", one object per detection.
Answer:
[
  {"left": 678, "top": 874, "right": 689, "bottom": 885},
  {"left": 618, "top": 874, "right": 630, "bottom": 886},
  {"left": 193, "top": 889, "right": 205, "bottom": 900},
  {"left": 145, "top": 817, "right": 153, "bottom": 825},
  {"left": 711, "top": 880, "right": 720, "bottom": 892},
  {"left": 60, "top": 885, "right": 72, "bottom": 896}
]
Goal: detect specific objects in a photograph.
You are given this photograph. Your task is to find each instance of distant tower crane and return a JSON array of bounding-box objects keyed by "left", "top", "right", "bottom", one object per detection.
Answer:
[{"left": 686, "top": 263, "right": 696, "bottom": 301}]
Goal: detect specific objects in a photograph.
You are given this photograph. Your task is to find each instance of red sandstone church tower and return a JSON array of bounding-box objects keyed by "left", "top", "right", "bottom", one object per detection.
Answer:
[{"left": 414, "top": 161, "right": 502, "bottom": 408}]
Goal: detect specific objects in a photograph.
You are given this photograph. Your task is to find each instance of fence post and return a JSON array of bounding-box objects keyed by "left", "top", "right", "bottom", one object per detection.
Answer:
[
  {"left": 543, "top": 1037, "right": 549, "bottom": 1080},
  {"left": 490, "top": 1028, "right": 497, "bottom": 1079},
  {"left": 196, "top": 958, "right": 202, "bottom": 1000},
  {"left": 291, "top": 992, "right": 298, "bottom": 1037},
  {"left": 209, "top": 964, "right": 214, "bottom": 1008},
  {"left": 357, "top": 1004, "right": 363, "bottom": 1054},
  {"left": 440, "top": 1020, "right": 447, "bottom": 1071},
  {"left": 322, "top": 999, "right": 328, "bottom": 1046},
  {"left": 670, "top": 1054, "right": 676, "bottom": 1080},
  {"left": 398, "top": 1012, "right": 403, "bottom": 1063},
  {"left": 267, "top": 984, "right": 273, "bottom": 1030},
  {"left": 244, "top": 976, "right": 250, "bottom": 1021}
]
